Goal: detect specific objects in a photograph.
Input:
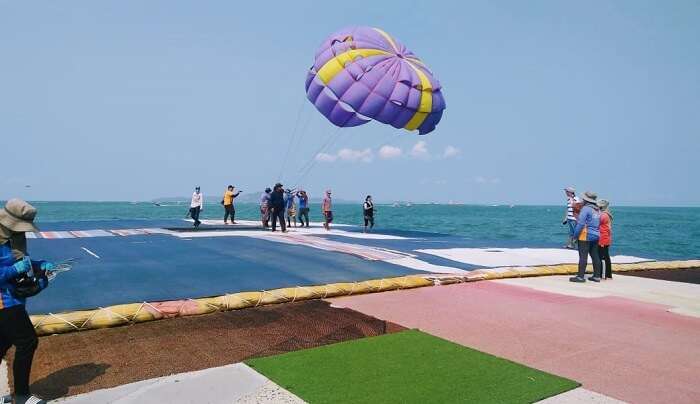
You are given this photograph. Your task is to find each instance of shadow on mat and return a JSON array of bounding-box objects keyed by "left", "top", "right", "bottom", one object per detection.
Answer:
[{"left": 31, "top": 363, "right": 110, "bottom": 399}]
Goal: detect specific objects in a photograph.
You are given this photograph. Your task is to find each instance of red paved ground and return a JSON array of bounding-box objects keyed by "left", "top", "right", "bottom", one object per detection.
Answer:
[{"left": 330, "top": 282, "right": 700, "bottom": 404}]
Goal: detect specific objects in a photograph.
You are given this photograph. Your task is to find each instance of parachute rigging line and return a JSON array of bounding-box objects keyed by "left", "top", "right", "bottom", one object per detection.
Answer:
[{"left": 277, "top": 95, "right": 308, "bottom": 182}]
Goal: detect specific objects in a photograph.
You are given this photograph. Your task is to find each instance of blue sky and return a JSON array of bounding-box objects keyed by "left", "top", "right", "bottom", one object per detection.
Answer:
[{"left": 2, "top": 1, "right": 699, "bottom": 205}]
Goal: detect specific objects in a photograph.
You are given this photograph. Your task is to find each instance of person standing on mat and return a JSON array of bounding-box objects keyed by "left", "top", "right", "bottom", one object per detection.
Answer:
[
  {"left": 269, "top": 183, "right": 286, "bottom": 232},
  {"left": 285, "top": 189, "right": 297, "bottom": 228},
  {"left": 597, "top": 199, "right": 613, "bottom": 279},
  {"left": 260, "top": 188, "right": 271, "bottom": 228},
  {"left": 363, "top": 195, "right": 374, "bottom": 232},
  {"left": 296, "top": 190, "right": 310, "bottom": 228},
  {"left": 189, "top": 186, "right": 204, "bottom": 228},
  {"left": 322, "top": 189, "right": 333, "bottom": 231},
  {"left": 0, "top": 199, "right": 52, "bottom": 404},
  {"left": 570, "top": 191, "right": 602, "bottom": 283},
  {"left": 562, "top": 187, "right": 580, "bottom": 249},
  {"left": 222, "top": 185, "right": 241, "bottom": 225}
]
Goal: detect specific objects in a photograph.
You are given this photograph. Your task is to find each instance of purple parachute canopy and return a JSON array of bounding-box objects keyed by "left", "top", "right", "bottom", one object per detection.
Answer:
[{"left": 306, "top": 26, "right": 446, "bottom": 135}]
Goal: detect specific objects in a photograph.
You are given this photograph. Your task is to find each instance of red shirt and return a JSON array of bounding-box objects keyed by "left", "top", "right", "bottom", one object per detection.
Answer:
[{"left": 599, "top": 212, "right": 612, "bottom": 246}]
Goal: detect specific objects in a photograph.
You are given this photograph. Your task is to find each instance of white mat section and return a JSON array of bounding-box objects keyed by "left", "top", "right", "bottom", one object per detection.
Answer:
[
  {"left": 385, "top": 257, "right": 468, "bottom": 275},
  {"left": 191, "top": 219, "right": 408, "bottom": 240},
  {"left": 416, "top": 248, "right": 650, "bottom": 267},
  {"left": 52, "top": 363, "right": 304, "bottom": 404},
  {"left": 536, "top": 387, "right": 626, "bottom": 403},
  {"left": 176, "top": 228, "right": 467, "bottom": 273}
]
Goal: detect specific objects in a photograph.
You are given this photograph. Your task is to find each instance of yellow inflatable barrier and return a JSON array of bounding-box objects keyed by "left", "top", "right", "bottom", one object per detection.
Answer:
[
  {"left": 30, "top": 275, "right": 433, "bottom": 336},
  {"left": 30, "top": 260, "right": 699, "bottom": 336}
]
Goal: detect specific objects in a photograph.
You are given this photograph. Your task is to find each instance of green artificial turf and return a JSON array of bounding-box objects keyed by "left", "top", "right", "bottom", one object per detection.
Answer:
[{"left": 247, "top": 329, "right": 579, "bottom": 404}]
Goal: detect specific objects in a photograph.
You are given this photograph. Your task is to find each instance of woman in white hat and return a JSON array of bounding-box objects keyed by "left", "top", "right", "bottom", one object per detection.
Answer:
[
  {"left": 597, "top": 199, "right": 614, "bottom": 279},
  {"left": 0, "top": 199, "right": 53, "bottom": 404}
]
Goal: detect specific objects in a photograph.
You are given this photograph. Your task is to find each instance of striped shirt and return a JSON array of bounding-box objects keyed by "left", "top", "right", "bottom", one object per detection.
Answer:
[{"left": 566, "top": 196, "right": 578, "bottom": 221}]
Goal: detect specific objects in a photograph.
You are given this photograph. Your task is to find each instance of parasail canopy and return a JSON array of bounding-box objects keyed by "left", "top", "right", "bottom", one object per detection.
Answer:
[{"left": 306, "top": 26, "right": 446, "bottom": 135}]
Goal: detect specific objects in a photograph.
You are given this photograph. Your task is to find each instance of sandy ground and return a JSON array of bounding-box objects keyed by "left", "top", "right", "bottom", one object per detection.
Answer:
[
  {"left": 330, "top": 277, "right": 700, "bottom": 403},
  {"left": 622, "top": 268, "right": 700, "bottom": 285}
]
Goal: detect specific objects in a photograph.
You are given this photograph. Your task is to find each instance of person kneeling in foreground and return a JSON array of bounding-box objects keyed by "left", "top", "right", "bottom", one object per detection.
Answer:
[
  {"left": 0, "top": 199, "right": 52, "bottom": 404},
  {"left": 569, "top": 191, "right": 603, "bottom": 283}
]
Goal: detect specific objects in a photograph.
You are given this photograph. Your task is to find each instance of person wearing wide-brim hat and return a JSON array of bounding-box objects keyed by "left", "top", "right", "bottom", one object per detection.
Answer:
[
  {"left": 597, "top": 199, "right": 614, "bottom": 279},
  {"left": 570, "top": 191, "right": 604, "bottom": 283},
  {"left": 0, "top": 199, "right": 52, "bottom": 404}
]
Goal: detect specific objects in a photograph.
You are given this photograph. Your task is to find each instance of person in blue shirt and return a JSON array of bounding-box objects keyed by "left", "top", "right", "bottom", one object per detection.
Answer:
[
  {"left": 570, "top": 191, "right": 603, "bottom": 283},
  {"left": 296, "top": 190, "right": 310, "bottom": 228},
  {"left": 0, "top": 199, "right": 52, "bottom": 404}
]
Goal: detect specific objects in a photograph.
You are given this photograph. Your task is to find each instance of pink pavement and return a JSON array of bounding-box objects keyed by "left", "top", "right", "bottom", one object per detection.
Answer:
[{"left": 329, "top": 281, "right": 700, "bottom": 404}]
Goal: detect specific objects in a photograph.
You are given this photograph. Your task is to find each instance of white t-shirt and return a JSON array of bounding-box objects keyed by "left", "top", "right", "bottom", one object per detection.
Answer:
[{"left": 191, "top": 192, "right": 203, "bottom": 209}]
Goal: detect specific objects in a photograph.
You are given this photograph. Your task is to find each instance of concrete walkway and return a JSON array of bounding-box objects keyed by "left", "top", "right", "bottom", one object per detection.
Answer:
[
  {"left": 496, "top": 274, "right": 700, "bottom": 317},
  {"left": 50, "top": 363, "right": 304, "bottom": 404}
]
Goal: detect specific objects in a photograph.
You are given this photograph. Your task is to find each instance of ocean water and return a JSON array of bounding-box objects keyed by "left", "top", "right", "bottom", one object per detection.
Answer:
[{"left": 25, "top": 201, "right": 700, "bottom": 261}]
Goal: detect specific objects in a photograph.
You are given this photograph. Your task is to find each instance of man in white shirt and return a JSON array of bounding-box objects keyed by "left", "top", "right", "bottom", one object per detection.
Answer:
[{"left": 190, "top": 186, "right": 203, "bottom": 228}]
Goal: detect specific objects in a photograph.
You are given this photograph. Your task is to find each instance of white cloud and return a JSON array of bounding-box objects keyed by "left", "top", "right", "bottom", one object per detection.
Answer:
[
  {"left": 316, "top": 148, "right": 373, "bottom": 163},
  {"left": 378, "top": 145, "right": 402, "bottom": 159},
  {"left": 443, "top": 145, "right": 460, "bottom": 158},
  {"left": 315, "top": 153, "right": 337, "bottom": 163},
  {"left": 338, "top": 148, "right": 373, "bottom": 163},
  {"left": 410, "top": 140, "right": 430, "bottom": 159}
]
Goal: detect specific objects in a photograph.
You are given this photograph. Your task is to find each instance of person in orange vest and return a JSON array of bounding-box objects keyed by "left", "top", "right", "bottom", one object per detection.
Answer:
[{"left": 222, "top": 185, "right": 241, "bottom": 225}]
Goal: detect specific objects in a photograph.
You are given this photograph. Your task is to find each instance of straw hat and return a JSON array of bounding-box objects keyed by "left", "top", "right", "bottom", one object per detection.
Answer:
[
  {"left": 581, "top": 191, "right": 598, "bottom": 204},
  {"left": 597, "top": 199, "right": 610, "bottom": 210},
  {"left": 0, "top": 199, "right": 39, "bottom": 233},
  {"left": 564, "top": 186, "right": 575, "bottom": 193}
]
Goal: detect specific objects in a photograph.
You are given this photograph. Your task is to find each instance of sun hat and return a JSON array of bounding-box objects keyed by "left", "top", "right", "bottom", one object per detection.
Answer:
[
  {"left": 597, "top": 199, "right": 609, "bottom": 210},
  {"left": 564, "top": 186, "right": 575, "bottom": 193},
  {"left": 581, "top": 191, "right": 598, "bottom": 204},
  {"left": 326, "top": 189, "right": 332, "bottom": 194},
  {"left": 0, "top": 199, "right": 39, "bottom": 233}
]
